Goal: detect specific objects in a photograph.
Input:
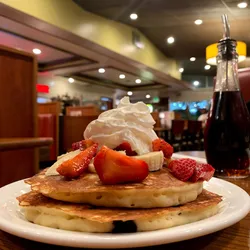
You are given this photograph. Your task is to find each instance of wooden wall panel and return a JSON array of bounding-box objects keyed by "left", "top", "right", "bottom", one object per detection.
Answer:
[
  {"left": 38, "top": 102, "right": 61, "bottom": 159},
  {"left": 63, "top": 116, "right": 98, "bottom": 152},
  {"left": 0, "top": 46, "right": 37, "bottom": 187},
  {"left": 66, "top": 106, "right": 100, "bottom": 116}
]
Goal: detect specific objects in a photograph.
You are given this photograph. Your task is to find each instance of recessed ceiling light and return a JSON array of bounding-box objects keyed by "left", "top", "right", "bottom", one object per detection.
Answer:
[
  {"left": 119, "top": 74, "right": 126, "bottom": 79},
  {"left": 32, "top": 48, "right": 41, "bottom": 55},
  {"left": 68, "top": 77, "right": 74, "bottom": 83},
  {"left": 194, "top": 19, "right": 203, "bottom": 25},
  {"left": 135, "top": 79, "right": 141, "bottom": 84},
  {"left": 193, "top": 81, "right": 200, "bottom": 86},
  {"left": 98, "top": 68, "right": 105, "bottom": 73},
  {"left": 190, "top": 57, "right": 196, "bottom": 61},
  {"left": 167, "top": 36, "right": 175, "bottom": 44},
  {"left": 130, "top": 13, "right": 138, "bottom": 20},
  {"left": 179, "top": 68, "right": 184, "bottom": 73},
  {"left": 146, "top": 94, "right": 151, "bottom": 99},
  {"left": 127, "top": 91, "right": 133, "bottom": 96},
  {"left": 237, "top": 2, "right": 248, "bottom": 8},
  {"left": 204, "top": 65, "right": 211, "bottom": 70}
]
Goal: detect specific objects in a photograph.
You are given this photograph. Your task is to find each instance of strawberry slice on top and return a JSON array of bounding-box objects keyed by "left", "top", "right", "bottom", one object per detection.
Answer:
[
  {"left": 114, "top": 142, "right": 137, "bottom": 156},
  {"left": 168, "top": 158, "right": 196, "bottom": 181},
  {"left": 72, "top": 139, "right": 95, "bottom": 151},
  {"left": 94, "top": 146, "right": 148, "bottom": 185},
  {"left": 152, "top": 138, "right": 173, "bottom": 158},
  {"left": 167, "top": 158, "right": 215, "bottom": 182},
  {"left": 57, "top": 143, "right": 98, "bottom": 178},
  {"left": 190, "top": 163, "right": 215, "bottom": 182}
]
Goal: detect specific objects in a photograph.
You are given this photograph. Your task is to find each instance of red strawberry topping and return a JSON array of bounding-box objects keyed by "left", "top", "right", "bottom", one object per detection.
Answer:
[
  {"left": 72, "top": 139, "right": 95, "bottom": 151},
  {"left": 114, "top": 142, "right": 137, "bottom": 156},
  {"left": 167, "top": 158, "right": 215, "bottom": 182},
  {"left": 152, "top": 138, "right": 173, "bottom": 158},
  {"left": 57, "top": 143, "right": 98, "bottom": 178},
  {"left": 94, "top": 146, "right": 148, "bottom": 185},
  {"left": 190, "top": 163, "right": 215, "bottom": 182},
  {"left": 168, "top": 158, "right": 196, "bottom": 181}
]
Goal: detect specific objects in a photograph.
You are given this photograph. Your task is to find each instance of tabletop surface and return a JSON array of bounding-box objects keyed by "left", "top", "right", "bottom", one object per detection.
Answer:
[
  {"left": 0, "top": 151, "right": 249, "bottom": 250},
  {"left": 0, "top": 137, "right": 53, "bottom": 151}
]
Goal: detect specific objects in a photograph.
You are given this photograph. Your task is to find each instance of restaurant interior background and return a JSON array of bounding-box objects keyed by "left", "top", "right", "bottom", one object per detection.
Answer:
[{"left": 1, "top": 0, "right": 250, "bottom": 185}]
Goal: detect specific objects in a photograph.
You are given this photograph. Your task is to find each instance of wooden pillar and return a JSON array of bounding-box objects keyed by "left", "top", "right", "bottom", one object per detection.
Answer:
[{"left": 0, "top": 45, "right": 38, "bottom": 186}]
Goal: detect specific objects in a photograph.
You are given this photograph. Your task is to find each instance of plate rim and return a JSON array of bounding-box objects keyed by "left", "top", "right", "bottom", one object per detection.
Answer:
[{"left": 0, "top": 178, "right": 249, "bottom": 249}]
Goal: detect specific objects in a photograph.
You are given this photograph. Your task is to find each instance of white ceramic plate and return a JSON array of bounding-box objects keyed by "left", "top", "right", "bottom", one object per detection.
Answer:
[{"left": 0, "top": 179, "right": 249, "bottom": 248}]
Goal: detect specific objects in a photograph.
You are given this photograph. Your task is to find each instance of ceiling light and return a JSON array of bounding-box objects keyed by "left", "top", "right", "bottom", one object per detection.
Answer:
[
  {"left": 130, "top": 13, "right": 138, "bottom": 20},
  {"left": 204, "top": 65, "right": 211, "bottom": 70},
  {"left": 146, "top": 94, "right": 151, "bottom": 99},
  {"left": 206, "top": 41, "right": 246, "bottom": 65},
  {"left": 135, "top": 79, "right": 141, "bottom": 84},
  {"left": 119, "top": 74, "right": 125, "bottom": 79},
  {"left": 68, "top": 78, "right": 74, "bottom": 83},
  {"left": 194, "top": 19, "right": 203, "bottom": 25},
  {"left": 127, "top": 91, "right": 133, "bottom": 96},
  {"left": 237, "top": 2, "right": 248, "bottom": 8},
  {"left": 167, "top": 36, "right": 175, "bottom": 44},
  {"left": 193, "top": 81, "right": 200, "bottom": 86},
  {"left": 98, "top": 68, "right": 105, "bottom": 73},
  {"left": 190, "top": 57, "right": 196, "bottom": 62},
  {"left": 32, "top": 48, "right": 41, "bottom": 55},
  {"left": 179, "top": 68, "right": 184, "bottom": 73}
]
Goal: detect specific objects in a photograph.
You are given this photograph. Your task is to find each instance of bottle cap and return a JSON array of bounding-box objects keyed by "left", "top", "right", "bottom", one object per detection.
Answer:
[{"left": 217, "top": 14, "right": 238, "bottom": 60}]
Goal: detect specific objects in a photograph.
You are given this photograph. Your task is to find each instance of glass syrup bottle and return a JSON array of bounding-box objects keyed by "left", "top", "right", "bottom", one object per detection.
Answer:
[{"left": 204, "top": 14, "right": 250, "bottom": 178}]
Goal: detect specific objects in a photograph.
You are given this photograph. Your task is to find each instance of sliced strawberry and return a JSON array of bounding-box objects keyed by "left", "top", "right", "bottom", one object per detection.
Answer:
[
  {"left": 114, "top": 142, "right": 137, "bottom": 156},
  {"left": 152, "top": 138, "right": 173, "bottom": 158},
  {"left": 190, "top": 163, "right": 215, "bottom": 182},
  {"left": 72, "top": 139, "right": 95, "bottom": 151},
  {"left": 57, "top": 143, "right": 98, "bottom": 178},
  {"left": 94, "top": 146, "right": 148, "bottom": 185},
  {"left": 168, "top": 158, "right": 196, "bottom": 181}
]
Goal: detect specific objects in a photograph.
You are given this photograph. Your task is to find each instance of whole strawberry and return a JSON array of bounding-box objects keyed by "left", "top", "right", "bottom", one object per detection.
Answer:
[
  {"left": 168, "top": 158, "right": 196, "bottom": 181},
  {"left": 152, "top": 138, "right": 173, "bottom": 158}
]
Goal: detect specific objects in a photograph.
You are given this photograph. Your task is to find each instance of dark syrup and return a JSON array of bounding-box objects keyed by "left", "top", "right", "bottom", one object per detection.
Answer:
[{"left": 204, "top": 91, "right": 250, "bottom": 177}]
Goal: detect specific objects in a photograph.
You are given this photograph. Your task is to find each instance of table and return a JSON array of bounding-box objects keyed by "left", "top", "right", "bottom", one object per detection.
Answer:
[
  {"left": 0, "top": 151, "right": 249, "bottom": 250},
  {"left": 0, "top": 137, "right": 53, "bottom": 151}
]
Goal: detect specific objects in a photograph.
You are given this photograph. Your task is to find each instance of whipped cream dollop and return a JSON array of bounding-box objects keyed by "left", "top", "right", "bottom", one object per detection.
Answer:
[{"left": 84, "top": 97, "right": 158, "bottom": 155}]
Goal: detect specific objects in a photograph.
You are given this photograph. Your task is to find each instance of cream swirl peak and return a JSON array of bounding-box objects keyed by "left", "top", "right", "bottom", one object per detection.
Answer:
[{"left": 84, "top": 97, "right": 158, "bottom": 155}]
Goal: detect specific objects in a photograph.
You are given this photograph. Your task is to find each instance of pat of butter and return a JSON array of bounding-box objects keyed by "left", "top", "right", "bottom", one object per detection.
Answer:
[{"left": 45, "top": 149, "right": 81, "bottom": 176}]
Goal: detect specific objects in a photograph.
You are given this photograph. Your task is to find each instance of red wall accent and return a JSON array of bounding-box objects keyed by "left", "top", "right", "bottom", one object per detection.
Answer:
[{"left": 36, "top": 84, "right": 49, "bottom": 94}]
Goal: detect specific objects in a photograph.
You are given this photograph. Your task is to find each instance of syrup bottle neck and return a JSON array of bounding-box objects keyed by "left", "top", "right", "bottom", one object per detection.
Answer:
[{"left": 215, "top": 39, "right": 240, "bottom": 92}]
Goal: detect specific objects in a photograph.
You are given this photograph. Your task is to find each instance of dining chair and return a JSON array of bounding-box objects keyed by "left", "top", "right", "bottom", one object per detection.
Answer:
[
  {"left": 170, "top": 120, "right": 185, "bottom": 152},
  {"left": 186, "top": 120, "right": 203, "bottom": 150}
]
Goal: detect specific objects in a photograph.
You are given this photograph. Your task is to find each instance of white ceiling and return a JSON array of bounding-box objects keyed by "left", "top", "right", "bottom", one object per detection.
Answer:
[{"left": 0, "top": 30, "right": 74, "bottom": 63}]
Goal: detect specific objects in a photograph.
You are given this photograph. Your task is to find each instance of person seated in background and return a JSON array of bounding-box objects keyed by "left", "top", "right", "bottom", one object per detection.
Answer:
[{"left": 198, "top": 108, "right": 208, "bottom": 128}]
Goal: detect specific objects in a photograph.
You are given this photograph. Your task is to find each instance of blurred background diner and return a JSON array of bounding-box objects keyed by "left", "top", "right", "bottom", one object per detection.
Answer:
[{"left": 1, "top": 0, "right": 250, "bottom": 186}]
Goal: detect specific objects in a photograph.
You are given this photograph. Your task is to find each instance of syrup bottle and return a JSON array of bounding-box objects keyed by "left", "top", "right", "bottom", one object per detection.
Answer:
[{"left": 204, "top": 14, "right": 250, "bottom": 178}]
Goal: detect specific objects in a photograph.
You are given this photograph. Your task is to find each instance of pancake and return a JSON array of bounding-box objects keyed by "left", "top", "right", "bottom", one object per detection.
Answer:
[
  {"left": 25, "top": 168, "right": 203, "bottom": 208},
  {"left": 17, "top": 190, "right": 222, "bottom": 233}
]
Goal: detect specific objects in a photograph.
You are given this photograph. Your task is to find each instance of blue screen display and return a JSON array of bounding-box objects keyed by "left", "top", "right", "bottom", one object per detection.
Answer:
[{"left": 170, "top": 100, "right": 209, "bottom": 114}]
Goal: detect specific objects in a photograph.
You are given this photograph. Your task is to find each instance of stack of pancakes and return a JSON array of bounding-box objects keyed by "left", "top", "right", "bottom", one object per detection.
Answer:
[{"left": 17, "top": 167, "right": 222, "bottom": 233}]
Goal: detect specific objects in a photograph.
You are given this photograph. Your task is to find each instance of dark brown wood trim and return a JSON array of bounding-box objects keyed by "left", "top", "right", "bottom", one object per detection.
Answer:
[
  {"left": 75, "top": 74, "right": 128, "bottom": 89},
  {"left": 0, "top": 3, "right": 192, "bottom": 90},
  {"left": 38, "top": 57, "right": 96, "bottom": 72}
]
